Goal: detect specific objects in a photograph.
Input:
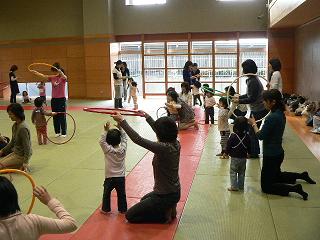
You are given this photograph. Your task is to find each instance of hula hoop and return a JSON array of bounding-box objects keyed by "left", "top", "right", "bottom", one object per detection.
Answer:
[
  {"left": 46, "top": 112, "right": 76, "bottom": 145},
  {"left": 227, "top": 73, "right": 270, "bottom": 123},
  {"left": 156, "top": 107, "right": 168, "bottom": 119},
  {"left": 83, "top": 107, "right": 145, "bottom": 117},
  {"left": 201, "top": 86, "right": 223, "bottom": 96},
  {"left": 0, "top": 169, "right": 36, "bottom": 214},
  {"left": 28, "top": 63, "right": 59, "bottom": 78}
]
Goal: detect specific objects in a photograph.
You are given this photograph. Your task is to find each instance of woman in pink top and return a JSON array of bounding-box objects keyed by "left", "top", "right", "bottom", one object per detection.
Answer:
[
  {"left": 0, "top": 176, "right": 77, "bottom": 239},
  {"left": 33, "top": 62, "right": 68, "bottom": 137}
]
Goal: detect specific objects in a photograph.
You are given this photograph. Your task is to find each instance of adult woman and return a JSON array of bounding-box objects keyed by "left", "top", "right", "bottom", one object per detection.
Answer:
[
  {"left": 0, "top": 103, "right": 32, "bottom": 170},
  {"left": 33, "top": 62, "right": 68, "bottom": 137},
  {"left": 9, "top": 65, "right": 20, "bottom": 103},
  {"left": 268, "top": 58, "right": 283, "bottom": 92},
  {"left": 0, "top": 177, "right": 77, "bottom": 239},
  {"left": 183, "top": 61, "right": 197, "bottom": 86},
  {"left": 113, "top": 60, "right": 127, "bottom": 108},
  {"left": 121, "top": 62, "right": 130, "bottom": 101},
  {"left": 233, "top": 59, "right": 268, "bottom": 158},
  {"left": 249, "top": 89, "right": 316, "bottom": 200}
]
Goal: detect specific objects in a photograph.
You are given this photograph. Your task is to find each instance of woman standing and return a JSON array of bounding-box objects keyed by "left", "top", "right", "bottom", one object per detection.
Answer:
[
  {"left": 268, "top": 58, "right": 283, "bottom": 92},
  {"left": 121, "top": 62, "right": 130, "bottom": 101},
  {"left": 183, "top": 61, "right": 197, "bottom": 86},
  {"left": 9, "top": 65, "right": 20, "bottom": 103},
  {"left": 249, "top": 89, "right": 316, "bottom": 200},
  {"left": 0, "top": 103, "right": 32, "bottom": 171},
  {"left": 113, "top": 60, "right": 127, "bottom": 108}
]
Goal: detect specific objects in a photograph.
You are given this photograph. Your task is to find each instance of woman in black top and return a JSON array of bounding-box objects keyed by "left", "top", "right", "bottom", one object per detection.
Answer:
[{"left": 9, "top": 65, "right": 20, "bottom": 103}]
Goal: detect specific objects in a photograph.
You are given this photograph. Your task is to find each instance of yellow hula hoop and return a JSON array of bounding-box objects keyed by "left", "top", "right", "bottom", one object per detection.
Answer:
[
  {"left": 0, "top": 169, "right": 36, "bottom": 214},
  {"left": 28, "top": 63, "right": 59, "bottom": 78},
  {"left": 227, "top": 73, "right": 270, "bottom": 123}
]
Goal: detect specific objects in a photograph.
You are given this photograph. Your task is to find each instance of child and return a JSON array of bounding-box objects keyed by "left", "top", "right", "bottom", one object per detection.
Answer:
[
  {"left": 202, "top": 83, "right": 209, "bottom": 107},
  {"left": 192, "top": 81, "right": 202, "bottom": 106},
  {"left": 31, "top": 97, "right": 56, "bottom": 145},
  {"left": 22, "top": 91, "right": 31, "bottom": 104},
  {"left": 217, "top": 97, "right": 230, "bottom": 159},
  {"left": 128, "top": 80, "right": 139, "bottom": 109},
  {"left": 111, "top": 111, "right": 180, "bottom": 223},
  {"left": 37, "top": 81, "right": 46, "bottom": 106},
  {"left": 226, "top": 116, "right": 251, "bottom": 191},
  {"left": 204, "top": 89, "right": 216, "bottom": 124},
  {"left": 180, "top": 82, "right": 192, "bottom": 107},
  {"left": 165, "top": 91, "right": 181, "bottom": 122},
  {"left": 99, "top": 122, "right": 127, "bottom": 214}
]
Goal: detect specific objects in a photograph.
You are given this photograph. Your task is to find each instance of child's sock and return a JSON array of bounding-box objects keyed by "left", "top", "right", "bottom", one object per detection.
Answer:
[
  {"left": 292, "top": 184, "right": 308, "bottom": 200},
  {"left": 300, "top": 171, "right": 316, "bottom": 184}
]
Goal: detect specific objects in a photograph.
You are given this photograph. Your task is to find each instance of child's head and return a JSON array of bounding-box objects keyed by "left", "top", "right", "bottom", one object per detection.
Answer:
[
  {"left": 166, "top": 87, "right": 175, "bottom": 95},
  {"left": 34, "top": 97, "right": 44, "bottom": 108},
  {"left": 106, "top": 129, "right": 121, "bottom": 147},
  {"left": 193, "top": 81, "right": 201, "bottom": 89},
  {"left": 225, "top": 86, "right": 236, "bottom": 96},
  {"left": 219, "top": 97, "right": 228, "bottom": 109},
  {"left": 22, "top": 91, "right": 28, "bottom": 97},
  {"left": 233, "top": 116, "right": 249, "bottom": 135},
  {"left": 192, "top": 63, "right": 198, "bottom": 70},
  {"left": 154, "top": 117, "right": 178, "bottom": 142},
  {"left": 205, "top": 89, "right": 214, "bottom": 98},
  {"left": 181, "top": 82, "right": 191, "bottom": 94},
  {"left": 167, "top": 90, "right": 179, "bottom": 103},
  {"left": 131, "top": 81, "right": 137, "bottom": 87}
]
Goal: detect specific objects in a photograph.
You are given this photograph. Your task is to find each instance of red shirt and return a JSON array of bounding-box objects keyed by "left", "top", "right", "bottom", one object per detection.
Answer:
[{"left": 48, "top": 76, "right": 66, "bottom": 98}]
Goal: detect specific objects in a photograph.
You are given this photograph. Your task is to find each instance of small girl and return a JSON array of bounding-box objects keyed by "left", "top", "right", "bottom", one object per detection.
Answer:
[
  {"left": 226, "top": 116, "right": 251, "bottom": 191},
  {"left": 31, "top": 97, "right": 56, "bottom": 145},
  {"left": 128, "top": 81, "right": 139, "bottom": 109},
  {"left": 217, "top": 97, "right": 230, "bottom": 159},
  {"left": 192, "top": 81, "right": 202, "bottom": 106},
  {"left": 22, "top": 91, "right": 31, "bottom": 104},
  {"left": 37, "top": 81, "right": 47, "bottom": 106},
  {"left": 204, "top": 89, "right": 216, "bottom": 124},
  {"left": 179, "top": 82, "right": 192, "bottom": 107}
]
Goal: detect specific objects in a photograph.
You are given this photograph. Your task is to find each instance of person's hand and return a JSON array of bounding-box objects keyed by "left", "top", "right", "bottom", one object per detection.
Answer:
[
  {"left": 52, "top": 112, "right": 58, "bottom": 116},
  {"left": 248, "top": 117, "right": 256, "bottom": 126},
  {"left": 104, "top": 122, "right": 111, "bottom": 131},
  {"left": 33, "top": 186, "right": 52, "bottom": 205},
  {"left": 22, "top": 163, "right": 30, "bottom": 173},
  {"left": 138, "top": 110, "right": 148, "bottom": 118},
  {"left": 111, "top": 112, "right": 124, "bottom": 123}
]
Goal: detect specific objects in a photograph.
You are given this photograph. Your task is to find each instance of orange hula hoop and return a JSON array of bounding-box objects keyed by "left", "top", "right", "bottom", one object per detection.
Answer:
[
  {"left": 0, "top": 169, "right": 36, "bottom": 214},
  {"left": 28, "top": 63, "right": 59, "bottom": 78}
]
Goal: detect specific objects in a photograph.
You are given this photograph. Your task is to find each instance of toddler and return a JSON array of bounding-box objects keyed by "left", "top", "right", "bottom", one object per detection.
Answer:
[
  {"left": 37, "top": 82, "right": 47, "bottom": 106},
  {"left": 128, "top": 80, "right": 139, "bottom": 109},
  {"left": 204, "top": 89, "right": 216, "bottom": 124},
  {"left": 22, "top": 91, "right": 31, "bottom": 104},
  {"left": 217, "top": 97, "right": 230, "bottom": 159}
]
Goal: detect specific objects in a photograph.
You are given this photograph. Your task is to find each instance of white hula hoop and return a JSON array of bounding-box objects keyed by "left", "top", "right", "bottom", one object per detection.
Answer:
[{"left": 226, "top": 73, "right": 270, "bottom": 123}]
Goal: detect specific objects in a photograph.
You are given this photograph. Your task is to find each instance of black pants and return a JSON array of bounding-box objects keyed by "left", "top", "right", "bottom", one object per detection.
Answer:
[
  {"left": 205, "top": 107, "right": 214, "bottom": 124},
  {"left": 102, "top": 177, "right": 127, "bottom": 212},
  {"left": 51, "top": 98, "right": 67, "bottom": 135},
  {"left": 261, "top": 152, "right": 300, "bottom": 196},
  {"left": 114, "top": 98, "right": 123, "bottom": 109},
  {"left": 249, "top": 109, "right": 269, "bottom": 156},
  {"left": 125, "top": 190, "right": 180, "bottom": 223},
  {"left": 10, "top": 93, "right": 17, "bottom": 103},
  {"left": 193, "top": 94, "right": 202, "bottom": 106}
]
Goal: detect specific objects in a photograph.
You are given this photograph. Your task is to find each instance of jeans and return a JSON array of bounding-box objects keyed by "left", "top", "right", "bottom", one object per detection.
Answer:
[
  {"left": 102, "top": 177, "right": 127, "bottom": 212},
  {"left": 230, "top": 157, "right": 247, "bottom": 189},
  {"left": 51, "top": 98, "right": 67, "bottom": 135}
]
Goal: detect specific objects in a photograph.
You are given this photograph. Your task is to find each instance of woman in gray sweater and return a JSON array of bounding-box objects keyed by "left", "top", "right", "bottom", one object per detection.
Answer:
[{"left": 0, "top": 103, "right": 32, "bottom": 171}]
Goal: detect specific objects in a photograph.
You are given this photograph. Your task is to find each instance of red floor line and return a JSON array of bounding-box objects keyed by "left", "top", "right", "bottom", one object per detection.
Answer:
[{"left": 41, "top": 108, "right": 210, "bottom": 240}]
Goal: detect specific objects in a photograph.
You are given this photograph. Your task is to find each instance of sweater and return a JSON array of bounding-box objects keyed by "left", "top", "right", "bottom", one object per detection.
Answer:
[
  {"left": 2, "top": 122, "right": 32, "bottom": 163},
  {"left": 120, "top": 116, "right": 181, "bottom": 194},
  {"left": 99, "top": 129, "right": 127, "bottom": 178},
  {"left": 31, "top": 107, "right": 53, "bottom": 127},
  {"left": 0, "top": 199, "right": 77, "bottom": 240},
  {"left": 226, "top": 133, "right": 251, "bottom": 158},
  {"left": 269, "top": 71, "right": 283, "bottom": 92},
  {"left": 256, "top": 109, "right": 285, "bottom": 156}
]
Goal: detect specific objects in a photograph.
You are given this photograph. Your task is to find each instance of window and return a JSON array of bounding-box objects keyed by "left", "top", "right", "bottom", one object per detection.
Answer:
[{"left": 126, "top": 0, "right": 166, "bottom": 6}]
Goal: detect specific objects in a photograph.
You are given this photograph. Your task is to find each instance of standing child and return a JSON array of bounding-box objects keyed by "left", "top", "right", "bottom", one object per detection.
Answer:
[
  {"left": 99, "top": 122, "right": 127, "bottom": 214},
  {"left": 192, "top": 81, "right": 202, "bottom": 106},
  {"left": 128, "top": 80, "right": 139, "bottom": 110},
  {"left": 204, "top": 89, "right": 216, "bottom": 124},
  {"left": 179, "top": 82, "right": 192, "bottom": 107},
  {"left": 31, "top": 97, "right": 56, "bottom": 145},
  {"left": 226, "top": 116, "right": 251, "bottom": 191},
  {"left": 217, "top": 97, "right": 230, "bottom": 159},
  {"left": 37, "top": 82, "right": 46, "bottom": 106}
]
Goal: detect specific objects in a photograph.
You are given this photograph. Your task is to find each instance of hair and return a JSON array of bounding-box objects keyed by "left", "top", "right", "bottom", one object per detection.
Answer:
[
  {"left": 203, "top": 83, "right": 209, "bottom": 88},
  {"left": 166, "top": 87, "right": 176, "bottom": 95},
  {"left": 153, "top": 117, "right": 178, "bottom": 142},
  {"left": 34, "top": 97, "right": 44, "bottom": 108},
  {"left": 219, "top": 97, "right": 228, "bottom": 109},
  {"left": 106, "top": 129, "right": 121, "bottom": 147},
  {"left": 241, "top": 59, "right": 258, "bottom": 74},
  {"left": 225, "top": 86, "right": 236, "bottom": 96},
  {"left": 181, "top": 82, "right": 191, "bottom": 94},
  {"left": 262, "top": 89, "right": 286, "bottom": 112},
  {"left": 167, "top": 90, "right": 179, "bottom": 103},
  {"left": 7, "top": 103, "right": 25, "bottom": 121},
  {"left": 10, "top": 65, "right": 18, "bottom": 72},
  {"left": 233, "top": 116, "right": 249, "bottom": 135},
  {"left": 193, "top": 81, "right": 202, "bottom": 89},
  {"left": 192, "top": 63, "right": 198, "bottom": 67},
  {"left": 0, "top": 176, "right": 21, "bottom": 217},
  {"left": 122, "top": 62, "right": 127, "bottom": 67},
  {"left": 22, "top": 91, "right": 28, "bottom": 96},
  {"left": 183, "top": 61, "right": 193, "bottom": 71},
  {"left": 131, "top": 81, "right": 137, "bottom": 87},
  {"left": 51, "top": 62, "right": 65, "bottom": 73},
  {"left": 269, "top": 58, "right": 282, "bottom": 72}
]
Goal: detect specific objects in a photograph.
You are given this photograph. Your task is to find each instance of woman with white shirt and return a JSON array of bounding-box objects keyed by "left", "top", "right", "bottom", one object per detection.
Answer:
[{"left": 268, "top": 58, "right": 283, "bottom": 93}]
